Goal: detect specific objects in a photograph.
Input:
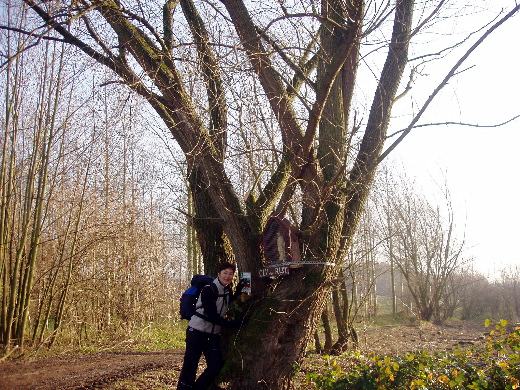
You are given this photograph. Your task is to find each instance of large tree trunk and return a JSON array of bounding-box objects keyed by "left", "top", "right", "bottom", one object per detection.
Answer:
[
  {"left": 321, "top": 304, "right": 334, "bottom": 353},
  {"left": 187, "top": 166, "right": 233, "bottom": 276},
  {"left": 223, "top": 267, "right": 332, "bottom": 389},
  {"left": 223, "top": 0, "right": 413, "bottom": 385},
  {"left": 331, "top": 271, "right": 351, "bottom": 355}
]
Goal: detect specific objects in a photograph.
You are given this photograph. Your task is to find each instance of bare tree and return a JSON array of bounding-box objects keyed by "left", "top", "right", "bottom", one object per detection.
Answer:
[
  {"left": 457, "top": 269, "right": 492, "bottom": 320},
  {"left": 497, "top": 265, "right": 520, "bottom": 319},
  {"left": 1, "top": 12, "right": 186, "bottom": 350},
  {"left": 382, "top": 176, "right": 469, "bottom": 323},
  {"left": 4, "top": 0, "right": 519, "bottom": 387},
  {"left": 0, "top": 5, "right": 74, "bottom": 350}
]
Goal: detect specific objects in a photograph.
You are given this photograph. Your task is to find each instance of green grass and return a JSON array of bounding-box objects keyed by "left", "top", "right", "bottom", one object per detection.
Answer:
[
  {"left": 369, "top": 311, "right": 418, "bottom": 327},
  {"left": 19, "top": 320, "right": 188, "bottom": 358},
  {"left": 135, "top": 321, "right": 187, "bottom": 351}
]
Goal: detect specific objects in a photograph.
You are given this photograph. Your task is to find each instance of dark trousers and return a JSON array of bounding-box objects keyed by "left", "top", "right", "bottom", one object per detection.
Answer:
[{"left": 177, "top": 327, "right": 223, "bottom": 390}]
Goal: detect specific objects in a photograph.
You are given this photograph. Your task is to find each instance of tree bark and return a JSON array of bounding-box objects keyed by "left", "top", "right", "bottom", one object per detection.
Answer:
[{"left": 321, "top": 304, "right": 333, "bottom": 353}]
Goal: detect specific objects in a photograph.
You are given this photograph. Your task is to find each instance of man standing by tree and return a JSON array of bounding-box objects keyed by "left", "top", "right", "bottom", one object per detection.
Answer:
[{"left": 177, "top": 262, "right": 243, "bottom": 390}]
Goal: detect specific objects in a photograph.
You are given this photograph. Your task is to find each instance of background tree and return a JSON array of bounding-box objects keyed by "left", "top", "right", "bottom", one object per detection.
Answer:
[
  {"left": 497, "top": 265, "right": 520, "bottom": 319},
  {"left": 3, "top": 1, "right": 519, "bottom": 388},
  {"left": 458, "top": 269, "right": 492, "bottom": 320},
  {"left": 1, "top": 2, "right": 186, "bottom": 352},
  {"left": 381, "top": 174, "right": 468, "bottom": 323},
  {"left": 0, "top": 13, "right": 72, "bottom": 350},
  {"left": 322, "top": 208, "right": 382, "bottom": 354}
]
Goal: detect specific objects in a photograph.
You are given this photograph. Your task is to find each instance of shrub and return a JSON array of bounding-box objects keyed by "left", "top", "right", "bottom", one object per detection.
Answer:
[{"left": 305, "top": 320, "right": 520, "bottom": 390}]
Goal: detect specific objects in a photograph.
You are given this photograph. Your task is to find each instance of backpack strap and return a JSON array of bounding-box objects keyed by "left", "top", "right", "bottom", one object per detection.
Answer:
[
  {"left": 194, "top": 283, "right": 229, "bottom": 322},
  {"left": 193, "top": 283, "right": 217, "bottom": 321}
]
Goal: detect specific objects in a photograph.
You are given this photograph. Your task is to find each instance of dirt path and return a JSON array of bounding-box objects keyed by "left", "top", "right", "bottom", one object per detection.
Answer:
[
  {"left": 0, "top": 322, "right": 487, "bottom": 390},
  {"left": 0, "top": 350, "right": 185, "bottom": 390},
  {"left": 357, "top": 322, "right": 487, "bottom": 356}
]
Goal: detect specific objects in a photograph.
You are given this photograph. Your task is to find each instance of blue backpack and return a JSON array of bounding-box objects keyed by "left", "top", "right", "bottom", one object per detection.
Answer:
[{"left": 179, "top": 275, "right": 215, "bottom": 320}]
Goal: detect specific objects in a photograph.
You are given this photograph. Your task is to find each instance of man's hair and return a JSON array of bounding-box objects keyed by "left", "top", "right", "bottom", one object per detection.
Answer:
[{"left": 218, "top": 262, "right": 236, "bottom": 273}]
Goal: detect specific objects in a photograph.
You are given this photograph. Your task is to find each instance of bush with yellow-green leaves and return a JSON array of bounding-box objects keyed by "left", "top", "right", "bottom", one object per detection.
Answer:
[{"left": 305, "top": 320, "right": 520, "bottom": 390}]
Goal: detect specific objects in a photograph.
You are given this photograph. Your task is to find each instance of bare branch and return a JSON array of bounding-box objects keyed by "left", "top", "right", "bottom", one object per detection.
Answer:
[
  {"left": 410, "top": 0, "right": 447, "bottom": 38},
  {"left": 378, "top": 4, "right": 520, "bottom": 163},
  {"left": 163, "top": 0, "right": 180, "bottom": 51},
  {"left": 0, "top": 25, "right": 66, "bottom": 43},
  {"left": 341, "top": 0, "right": 415, "bottom": 252},
  {"left": 181, "top": 0, "right": 227, "bottom": 158},
  {"left": 387, "top": 115, "right": 520, "bottom": 139},
  {"left": 258, "top": 26, "right": 317, "bottom": 96}
]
